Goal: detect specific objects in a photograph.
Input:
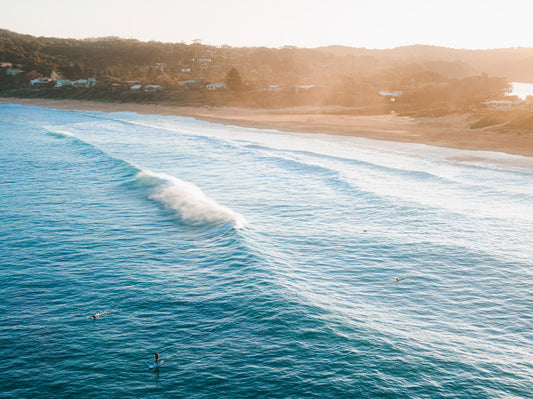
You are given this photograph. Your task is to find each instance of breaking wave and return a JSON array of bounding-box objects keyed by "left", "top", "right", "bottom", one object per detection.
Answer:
[{"left": 134, "top": 170, "right": 247, "bottom": 229}]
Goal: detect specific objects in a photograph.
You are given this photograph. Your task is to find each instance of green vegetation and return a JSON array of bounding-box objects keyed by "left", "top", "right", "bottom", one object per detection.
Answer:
[{"left": 1, "top": 29, "right": 531, "bottom": 111}]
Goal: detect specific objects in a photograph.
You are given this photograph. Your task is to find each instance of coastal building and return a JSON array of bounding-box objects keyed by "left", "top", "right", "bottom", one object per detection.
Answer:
[
  {"left": 481, "top": 100, "right": 517, "bottom": 110},
  {"left": 30, "top": 77, "right": 52, "bottom": 87},
  {"left": 72, "top": 78, "right": 98, "bottom": 88},
  {"left": 6, "top": 68, "right": 24, "bottom": 76},
  {"left": 206, "top": 82, "right": 227, "bottom": 90},
  {"left": 145, "top": 63, "right": 165, "bottom": 72},
  {"left": 144, "top": 85, "right": 163, "bottom": 92},
  {"left": 55, "top": 79, "right": 73, "bottom": 87},
  {"left": 296, "top": 85, "right": 315, "bottom": 92},
  {"left": 379, "top": 90, "right": 403, "bottom": 97},
  {"left": 129, "top": 84, "right": 142, "bottom": 91}
]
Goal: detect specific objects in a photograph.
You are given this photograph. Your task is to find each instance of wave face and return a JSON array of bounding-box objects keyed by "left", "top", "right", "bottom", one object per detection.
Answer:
[
  {"left": 1, "top": 104, "right": 532, "bottom": 399},
  {"left": 134, "top": 170, "right": 247, "bottom": 228}
]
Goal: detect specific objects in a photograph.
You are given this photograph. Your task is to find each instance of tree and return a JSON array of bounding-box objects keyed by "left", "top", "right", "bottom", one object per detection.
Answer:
[{"left": 224, "top": 67, "right": 242, "bottom": 92}]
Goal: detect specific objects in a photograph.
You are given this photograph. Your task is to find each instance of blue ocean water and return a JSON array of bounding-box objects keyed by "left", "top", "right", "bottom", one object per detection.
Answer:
[{"left": 0, "top": 104, "right": 532, "bottom": 398}]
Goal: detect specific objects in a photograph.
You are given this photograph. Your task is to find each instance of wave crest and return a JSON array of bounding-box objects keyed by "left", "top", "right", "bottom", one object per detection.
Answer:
[{"left": 135, "top": 170, "right": 247, "bottom": 229}]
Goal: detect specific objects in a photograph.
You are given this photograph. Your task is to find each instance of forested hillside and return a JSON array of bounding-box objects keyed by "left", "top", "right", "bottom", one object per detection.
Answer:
[{"left": 1, "top": 29, "right": 529, "bottom": 110}]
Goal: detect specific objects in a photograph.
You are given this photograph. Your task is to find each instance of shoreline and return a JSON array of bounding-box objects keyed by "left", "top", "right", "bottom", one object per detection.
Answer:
[{"left": 1, "top": 97, "right": 532, "bottom": 159}]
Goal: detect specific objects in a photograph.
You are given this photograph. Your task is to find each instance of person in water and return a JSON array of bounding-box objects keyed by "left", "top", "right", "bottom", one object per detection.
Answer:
[
  {"left": 154, "top": 351, "right": 159, "bottom": 364},
  {"left": 395, "top": 277, "right": 406, "bottom": 282},
  {"left": 89, "top": 312, "right": 105, "bottom": 319}
]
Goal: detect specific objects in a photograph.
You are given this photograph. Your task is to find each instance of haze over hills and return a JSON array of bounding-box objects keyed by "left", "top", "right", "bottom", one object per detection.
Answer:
[{"left": 1, "top": 29, "right": 531, "bottom": 110}]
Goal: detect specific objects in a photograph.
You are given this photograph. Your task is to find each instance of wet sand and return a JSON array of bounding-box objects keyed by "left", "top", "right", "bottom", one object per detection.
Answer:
[{"left": 1, "top": 98, "right": 532, "bottom": 158}]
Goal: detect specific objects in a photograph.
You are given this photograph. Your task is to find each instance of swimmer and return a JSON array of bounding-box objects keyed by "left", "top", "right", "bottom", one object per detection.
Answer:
[
  {"left": 88, "top": 311, "right": 107, "bottom": 320},
  {"left": 395, "top": 277, "right": 406, "bottom": 282}
]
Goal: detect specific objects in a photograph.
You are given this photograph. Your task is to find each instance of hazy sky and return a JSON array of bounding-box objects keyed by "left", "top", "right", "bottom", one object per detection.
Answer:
[{"left": 1, "top": 0, "right": 532, "bottom": 49}]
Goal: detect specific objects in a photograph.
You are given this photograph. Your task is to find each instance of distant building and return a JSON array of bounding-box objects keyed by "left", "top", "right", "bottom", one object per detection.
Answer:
[
  {"left": 144, "top": 85, "right": 163, "bottom": 92},
  {"left": 6, "top": 68, "right": 24, "bottom": 76},
  {"left": 72, "top": 78, "right": 97, "bottom": 88},
  {"left": 481, "top": 100, "right": 517, "bottom": 110},
  {"left": 30, "top": 77, "right": 52, "bottom": 87},
  {"left": 178, "top": 79, "right": 211, "bottom": 89},
  {"left": 296, "top": 85, "right": 315, "bottom": 92},
  {"left": 55, "top": 79, "right": 73, "bottom": 87},
  {"left": 145, "top": 63, "right": 165, "bottom": 72},
  {"left": 206, "top": 82, "right": 226, "bottom": 90},
  {"left": 0, "top": 62, "right": 12, "bottom": 68},
  {"left": 129, "top": 84, "right": 142, "bottom": 91},
  {"left": 379, "top": 90, "right": 403, "bottom": 97}
]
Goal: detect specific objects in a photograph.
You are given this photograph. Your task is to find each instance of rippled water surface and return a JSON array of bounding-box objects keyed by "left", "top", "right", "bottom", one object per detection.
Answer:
[{"left": 1, "top": 104, "right": 532, "bottom": 398}]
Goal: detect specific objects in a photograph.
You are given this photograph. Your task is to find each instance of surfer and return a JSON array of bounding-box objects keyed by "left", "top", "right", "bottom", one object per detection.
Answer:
[
  {"left": 154, "top": 351, "right": 159, "bottom": 364},
  {"left": 89, "top": 312, "right": 105, "bottom": 319},
  {"left": 395, "top": 277, "right": 406, "bottom": 282}
]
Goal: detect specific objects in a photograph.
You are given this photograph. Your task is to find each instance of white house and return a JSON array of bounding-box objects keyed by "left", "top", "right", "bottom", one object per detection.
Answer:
[
  {"left": 145, "top": 63, "right": 165, "bottom": 72},
  {"left": 6, "top": 68, "right": 24, "bottom": 76},
  {"left": 296, "top": 85, "right": 315, "bottom": 92},
  {"left": 55, "top": 79, "right": 73, "bottom": 87},
  {"left": 206, "top": 82, "right": 226, "bottom": 90},
  {"left": 481, "top": 100, "right": 516, "bottom": 110},
  {"left": 30, "top": 77, "right": 52, "bottom": 86},
  {"left": 144, "top": 85, "right": 163, "bottom": 92},
  {"left": 379, "top": 90, "right": 403, "bottom": 97},
  {"left": 267, "top": 85, "right": 282, "bottom": 92},
  {"left": 129, "top": 84, "right": 142, "bottom": 91}
]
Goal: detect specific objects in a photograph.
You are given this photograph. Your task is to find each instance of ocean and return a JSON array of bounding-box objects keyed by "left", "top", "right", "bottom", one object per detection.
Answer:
[{"left": 0, "top": 104, "right": 532, "bottom": 398}]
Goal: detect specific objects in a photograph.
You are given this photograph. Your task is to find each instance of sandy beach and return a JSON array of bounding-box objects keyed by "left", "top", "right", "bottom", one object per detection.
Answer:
[{"left": 2, "top": 97, "right": 532, "bottom": 158}]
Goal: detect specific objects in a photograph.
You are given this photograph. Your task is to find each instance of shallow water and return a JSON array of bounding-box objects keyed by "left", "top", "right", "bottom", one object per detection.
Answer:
[{"left": 1, "top": 104, "right": 532, "bottom": 398}]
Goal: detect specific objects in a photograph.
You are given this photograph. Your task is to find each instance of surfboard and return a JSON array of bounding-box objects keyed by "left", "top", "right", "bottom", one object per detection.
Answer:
[{"left": 149, "top": 360, "right": 164, "bottom": 369}]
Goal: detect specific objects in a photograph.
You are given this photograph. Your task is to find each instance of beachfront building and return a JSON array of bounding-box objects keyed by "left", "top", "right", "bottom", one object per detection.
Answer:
[
  {"left": 144, "top": 85, "right": 163, "bottom": 92},
  {"left": 481, "top": 100, "right": 518, "bottom": 110},
  {"left": 296, "top": 85, "right": 315, "bottom": 93},
  {"left": 5, "top": 68, "right": 24, "bottom": 76},
  {"left": 145, "top": 63, "right": 165, "bottom": 72},
  {"left": 30, "top": 77, "right": 52, "bottom": 87},
  {"left": 72, "top": 78, "right": 98, "bottom": 88},
  {"left": 206, "top": 82, "right": 226, "bottom": 90},
  {"left": 129, "top": 84, "right": 142, "bottom": 91},
  {"left": 55, "top": 79, "right": 73, "bottom": 87}
]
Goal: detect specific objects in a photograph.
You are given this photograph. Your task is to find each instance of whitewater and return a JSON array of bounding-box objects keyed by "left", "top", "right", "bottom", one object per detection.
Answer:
[{"left": 0, "top": 104, "right": 531, "bottom": 398}]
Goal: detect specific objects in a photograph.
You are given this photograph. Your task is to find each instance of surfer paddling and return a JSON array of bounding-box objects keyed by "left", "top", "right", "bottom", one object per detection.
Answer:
[
  {"left": 149, "top": 351, "right": 164, "bottom": 369},
  {"left": 88, "top": 311, "right": 107, "bottom": 320},
  {"left": 395, "top": 277, "right": 406, "bottom": 282}
]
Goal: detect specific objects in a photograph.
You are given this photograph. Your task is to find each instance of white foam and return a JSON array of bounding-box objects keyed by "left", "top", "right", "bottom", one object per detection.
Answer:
[{"left": 136, "top": 170, "right": 247, "bottom": 228}]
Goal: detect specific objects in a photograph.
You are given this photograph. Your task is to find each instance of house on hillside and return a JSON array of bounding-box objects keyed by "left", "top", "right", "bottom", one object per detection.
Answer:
[
  {"left": 6, "top": 68, "right": 24, "bottom": 76},
  {"left": 206, "top": 82, "right": 226, "bottom": 90},
  {"left": 129, "top": 84, "right": 142, "bottom": 91},
  {"left": 144, "top": 85, "right": 163, "bottom": 92},
  {"left": 55, "top": 79, "right": 73, "bottom": 87},
  {"left": 481, "top": 100, "right": 518, "bottom": 110},
  {"left": 178, "top": 79, "right": 211, "bottom": 89},
  {"left": 72, "top": 78, "right": 97, "bottom": 88},
  {"left": 145, "top": 63, "right": 165, "bottom": 72},
  {"left": 296, "top": 85, "right": 315, "bottom": 93},
  {"left": 30, "top": 77, "right": 52, "bottom": 87}
]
